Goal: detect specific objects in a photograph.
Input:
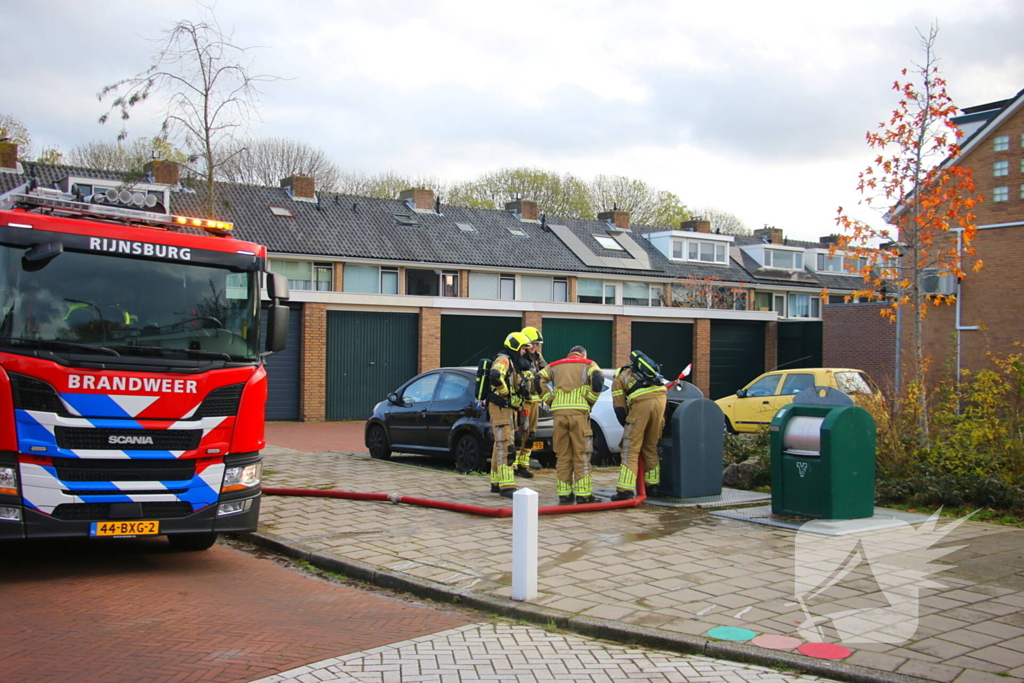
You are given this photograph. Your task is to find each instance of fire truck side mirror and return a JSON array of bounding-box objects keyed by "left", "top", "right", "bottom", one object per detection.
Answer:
[
  {"left": 266, "top": 304, "right": 288, "bottom": 355},
  {"left": 22, "top": 241, "right": 64, "bottom": 272},
  {"left": 267, "top": 272, "right": 290, "bottom": 302}
]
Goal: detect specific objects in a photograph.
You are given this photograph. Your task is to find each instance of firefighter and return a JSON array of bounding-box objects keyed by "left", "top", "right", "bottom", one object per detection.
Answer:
[
  {"left": 487, "top": 331, "right": 532, "bottom": 498},
  {"left": 611, "top": 350, "right": 668, "bottom": 500},
  {"left": 539, "top": 345, "right": 602, "bottom": 504},
  {"left": 513, "top": 325, "right": 547, "bottom": 478}
]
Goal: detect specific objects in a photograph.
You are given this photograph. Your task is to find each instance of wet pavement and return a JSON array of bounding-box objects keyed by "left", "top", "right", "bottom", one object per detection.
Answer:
[{"left": 253, "top": 426, "right": 1024, "bottom": 683}]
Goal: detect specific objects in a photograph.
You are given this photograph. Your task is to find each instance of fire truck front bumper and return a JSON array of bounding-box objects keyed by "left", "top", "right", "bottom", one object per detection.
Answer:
[{"left": 0, "top": 491, "right": 261, "bottom": 541}]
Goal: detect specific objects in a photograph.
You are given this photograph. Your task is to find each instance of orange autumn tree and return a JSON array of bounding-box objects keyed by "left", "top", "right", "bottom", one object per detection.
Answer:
[{"left": 834, "top": 26, "right": 983, "bottom": 436}]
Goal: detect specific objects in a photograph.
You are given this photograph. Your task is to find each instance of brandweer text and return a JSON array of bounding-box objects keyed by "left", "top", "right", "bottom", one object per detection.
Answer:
[{"left": 67, "top": 375, "right": 199, "bottom": 393}]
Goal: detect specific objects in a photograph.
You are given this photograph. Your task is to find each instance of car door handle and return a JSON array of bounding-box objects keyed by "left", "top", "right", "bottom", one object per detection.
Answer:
[
  {"left": 762, "top": 400, "right": 770, "bottom": 404},
  {"left": 420, "top": 410, "right": 428, "bottom": 417}
]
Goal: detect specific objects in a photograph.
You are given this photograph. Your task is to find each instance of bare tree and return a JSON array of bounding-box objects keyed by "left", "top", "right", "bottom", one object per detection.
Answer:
[
  {"left": 590, "top": 174, "right": 689, "bottom": 227},
  {"left": 217, "top": 137, "right": 343, "bottom": 192},
  {"left": 336, "top": 170, "right": 448, "bottom": 200},
  {"left": 689, "top": 206, "right": 751, "bottom": 235},
  {"left": 98, "top": 8, "right": 277, "bottom": 217},
  {"left": 0, "top": 112, "right": 33, "bottom": 160},
  {"left": 67, "top": 137, "right": 186, "bottom": 172}
]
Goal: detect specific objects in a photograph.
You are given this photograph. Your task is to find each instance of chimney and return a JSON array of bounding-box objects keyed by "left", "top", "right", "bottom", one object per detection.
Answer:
[
  {"left": 0, "top": 142, "right": 17, "bottom": 170},
  {"left": 144, "top": 160, "right": 180, "bottom": 186},
  {"left": 680, "top": 218, "right": 712, "bottom": 234},
  {"left": 505, "top": 199, "right": 539, "bottom": 221},
  {"left": 282, "top": 175, "right": 315, "bottom": 200},
  {"left": 400, "top": 187, "right": 435, "bottom": 211},
  {"left": 819, "top": 234, "right": 842, "bottom": 246},
  {"left": 754, "top": 226, "right": 784, "bottom": 244},
  {"left": 598, "top": 209, "right": 630, "bottom": 231}
]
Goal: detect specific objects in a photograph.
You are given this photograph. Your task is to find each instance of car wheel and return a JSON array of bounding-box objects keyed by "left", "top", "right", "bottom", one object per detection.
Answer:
[
  {"left": 367, "top": 424, "right": 392, "bottom": 460},
  {"left": 724, "top": 417, "right": 737, "bottom": 434},
  {"left": 590, "top": 420, "right": 618, "bottom": 467},
  {"left": 167, "top": 533, "right": 218, "bottom": 551},
  {"left": 455, "top": 433, "right": 486, "bottom": 474}
]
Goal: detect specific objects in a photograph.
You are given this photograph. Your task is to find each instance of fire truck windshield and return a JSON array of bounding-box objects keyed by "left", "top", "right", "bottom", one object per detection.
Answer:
[{"left": 0, "top": 243, "right": 259, "bottom": 364}]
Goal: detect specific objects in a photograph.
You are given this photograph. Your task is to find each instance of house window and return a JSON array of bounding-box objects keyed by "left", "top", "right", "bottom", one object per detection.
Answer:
[
  {"left": 765, "top": 249, "right": 803, "bottom": 270},
  {"left": 1020, "top": 158, "right": 1024, "bottom": 174},
  {"left": 507, "top": 226, "right": 527, "bottom": 237},
  {"left": 269, "top": 206, "right": 294, "bottom": 217},
  {"left": 406, "top": 268, "right": 439, "bottom": 296},
  {"left": 456, "top": 223, "right": 477, "bottom": 233},
  {"left": 687, "top": 240, "right": 727, "bottom": 264},
  {"left": 577, "top": 278, "right": 603, "bottom": 304},
  {"left": 995, "top": 135, "right": 1010, "bottom": 152},
  {"left": 521, "top": 275, "right": 552, "bottom": 301},
  {"left": 553, "top": 277, "right": 568, "bottom": 302},
  {"left": 994, "top": 160, "right": 1009, "bottom": 177},
  {"left": 817, "top": 253, "right": 844, "bottom": 272},
  {"left": 773, "top": 294, "right": 787, "bottom": 317},
  {"left": 270, "top": 260, "right": 314, "bottom": 291},
  {"left": 381, "top": 268, "right": 398, "bottom": 294},
  {"left": 1020, "top": 185, "right": 1024, "bottom": 201},
  {"left": 468, "top": 272, "right": 498, "bottom": 299},
  {"left": 593, "top": 234, "right": 625, "bottom": 251},
  {"left": 994, "top": 186, "right": 1009, "bottom": 202},
  {"left": 622, "top": 282, "right": 651, "bottom": 306},
  {"left": 754, "top": 292, "right": 772, "bottom": 311},
  {"left": 441, "top": 271, "right": 459, "bottom": 298},
  {"left": 74, "top": 183, "right": 93, "bottom": 196},
  {"left": 787, "top": 293, "right": 821, "bottom": 318},
  {"left": 499, "top": 274, "right": 516, "bottom": 300},
  {"left": 604, "top": 283, "right": 617, "bottom": 305},
  {"left": 314, "top": 263, "right": 333, "bottom": 291}
]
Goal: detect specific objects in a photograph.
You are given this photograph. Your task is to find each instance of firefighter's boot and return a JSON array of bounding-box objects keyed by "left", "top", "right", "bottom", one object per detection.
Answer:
[
  {"left": 514, "top": 466, "right": 534, "bottom": 478},
  {"left": 611, "top": 489, "right": 635, "bottom": 501}
]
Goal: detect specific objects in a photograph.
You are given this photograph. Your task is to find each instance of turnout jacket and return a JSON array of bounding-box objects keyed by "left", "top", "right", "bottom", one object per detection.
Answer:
[
  {"left": 539, "top": 353, "right": 602, "bottom": 412},
  {"left": 489, "top": 352, "right": 526, "bottom": 409},
  {"left": 612, "top": 366, "right": 668, "bottom": 412}
]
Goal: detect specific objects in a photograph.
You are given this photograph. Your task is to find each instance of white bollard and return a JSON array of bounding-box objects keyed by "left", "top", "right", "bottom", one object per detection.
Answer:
[{"left": 511, "top": 487, "right": 538, "bottom": 601}]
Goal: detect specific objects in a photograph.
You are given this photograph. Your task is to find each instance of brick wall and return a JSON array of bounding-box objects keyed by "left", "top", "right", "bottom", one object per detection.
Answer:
[
  {"left": 612, "top": 315, "right": 632, "bottom": 368},
  {"left": 282, "top": 176, "right": 315, "bottom": 199},
  {"left": 143, "top": 160, "right": 180, "bottom": 185},
  {"left": 521, "top": 311, "right": 543, "bottom": 332},
  {"left": 823, "top": 302, "right": 897, "bottom": 390},
  {"left": 459, "top": 270, "right": 469, "bottom": 298},
  {"left": 333, "top": 263, "right": 344, "bottom": 292},
  {"left": 764, "top": 321, "right": 777, "bottom": 374},
  {"left": 419, "top": 308, "right": 440, "bottom": 373},
  {"left": 0, "top": 142, "right": 17, "bottom": 169},
  {"left": 694, "top": 319, "right": 711, "bottom": 397},
  {"left": 301, "top": 303, "right": 327, "bottom": 422}
]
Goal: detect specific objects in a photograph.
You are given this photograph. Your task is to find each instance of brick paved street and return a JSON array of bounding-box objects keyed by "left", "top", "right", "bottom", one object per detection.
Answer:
[
  {"left": 253, "top": 622, "right": 829, "bottom": 683},
  {"left": 256, "top": 438, "right": 1024, "bottom": 683},
  {"left": 0, "top": 537, "right": 472, "bottom": 683}
]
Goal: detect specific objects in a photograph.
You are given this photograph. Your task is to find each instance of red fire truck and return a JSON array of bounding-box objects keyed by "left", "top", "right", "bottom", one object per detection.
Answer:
[{"left": 0, "top": 185, "right": 289, "bottom": 550}]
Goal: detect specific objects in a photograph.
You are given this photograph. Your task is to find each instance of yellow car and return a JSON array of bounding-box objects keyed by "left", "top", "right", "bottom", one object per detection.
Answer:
[{"left": 714, "top": 368, "right": 876, "bottom": 433}]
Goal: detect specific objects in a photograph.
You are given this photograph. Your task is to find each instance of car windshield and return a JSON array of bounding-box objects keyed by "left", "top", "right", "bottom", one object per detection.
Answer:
[
  {"left": 0, "top": 243, "right": 259, "bottom": 362},
  {"left": 835, "top": 371, "right": 873, "bottom": 395}
]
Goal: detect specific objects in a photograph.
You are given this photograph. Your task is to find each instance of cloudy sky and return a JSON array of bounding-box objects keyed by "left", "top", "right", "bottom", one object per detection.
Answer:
[{"left": 3, "top": 0, "right": 1022, "bottom": 241}]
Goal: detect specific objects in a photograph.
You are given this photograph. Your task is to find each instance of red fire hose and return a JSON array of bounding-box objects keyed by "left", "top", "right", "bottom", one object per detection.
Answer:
[{"left": 263, "top": 463, "right": 647, "bottom": 518}]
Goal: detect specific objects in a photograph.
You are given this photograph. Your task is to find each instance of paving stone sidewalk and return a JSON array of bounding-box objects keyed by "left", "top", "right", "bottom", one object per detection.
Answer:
[{"left": 253, "top": 447, "right": 1024, "bottom": 683}]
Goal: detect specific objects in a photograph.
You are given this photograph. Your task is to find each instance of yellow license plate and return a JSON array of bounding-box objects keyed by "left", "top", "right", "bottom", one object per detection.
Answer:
[
  {"left": 91, "top": 520, "right": 160, "bottom": 537},
  {"left": 532, "top": 441, "right": 545, "bottom": 450}
]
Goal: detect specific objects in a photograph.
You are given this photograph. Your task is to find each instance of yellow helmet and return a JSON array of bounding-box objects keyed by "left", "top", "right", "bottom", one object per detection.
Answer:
[
  {"left": 521, "top": 326, "right": 543, "bottom": 344},
  {"left": 504, "top": 331, "right": 530, "bottom": 353}
]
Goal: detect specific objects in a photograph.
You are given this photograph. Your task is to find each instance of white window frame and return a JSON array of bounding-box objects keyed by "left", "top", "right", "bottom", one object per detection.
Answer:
[
  {"left": 994, "top": 135, "right": 1009, "bottom": 152},
  {"left": 499, "top": 274, "right": 516, "bottom": 300},
  {"left": 593, "top": 234, "right": 625, "bottom": 251},
  {"left": 994, "top": 186, "right": 1009, "bottom": 202},
  {"left": 676, "top": 238, "right": 728, "bottom": 264},
  {"left": 380, "top": 267, "right": 399, "bottom": 294},
  {"left": 764, "top": 249, "right": 803, "bottom": 270},
  {"left": 994, "top": 160, "right": 1009, "bottom": 177},
  {"left": 441, "top": 270, "right": 460, "bottom": 298}
]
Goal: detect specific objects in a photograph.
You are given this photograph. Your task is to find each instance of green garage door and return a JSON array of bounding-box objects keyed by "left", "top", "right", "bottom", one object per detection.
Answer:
[
  {"left": 777, "top": 321, "right": 823, "bottom": 370},
  {"left": 542, "top": 318, "right": 612, "bottom": 368},
  {"left": 326, "top": 311, "right": 419, "bottom": 421},
  {"left": 710, "top": 320, "right": 765, "bottom": 401},
  {"left": 441, "top": 315, "right": 523, "bottom": 368},
  {"left": 630, "top": 321, "right": 694, "bottom": 385}
]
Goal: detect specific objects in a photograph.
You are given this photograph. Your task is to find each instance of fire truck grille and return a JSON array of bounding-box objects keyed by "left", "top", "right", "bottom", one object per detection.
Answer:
[
  {"left": 50, "top": 502, "right": 196, "bottom": 520},
  {"left": 9, "top": 373, "right": 69, "bottom": 415},
  {"left": 55, "top": 428, "right": 202, "bottom": 451},
  {"left": 53, "top": 457, "right": 196, "bottom": 482},
  {"left": 194, "top": 383, "right": 244, "bottom": 418},
  {"left": 66, "top": 489, "right": 189, "bottom": 496}
]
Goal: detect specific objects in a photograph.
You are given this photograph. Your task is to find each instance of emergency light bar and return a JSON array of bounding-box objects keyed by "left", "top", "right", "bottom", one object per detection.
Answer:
[{"left": 5, "top": 188, "right": 234, "bottom": 236}]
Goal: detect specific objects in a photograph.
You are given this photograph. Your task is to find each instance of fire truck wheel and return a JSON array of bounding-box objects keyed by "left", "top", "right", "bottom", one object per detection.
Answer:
[
  {"left": 367, "top": 425, "right": 392, "bottom": 460},
  {"left": 168, "top": 533, "right": 219, "bottom": 551}
]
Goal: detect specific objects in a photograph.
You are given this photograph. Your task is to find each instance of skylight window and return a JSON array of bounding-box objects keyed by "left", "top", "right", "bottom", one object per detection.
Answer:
[
  {"left": 593, "top": 234, "right": 625, "bottom": 251},
  {"left": 395, "top": 214, "right": 418, "bottom": 227},
  {"left": 456, "top": 222, "right": 477, "bottom": 233},
  {"left": 507, "top": 226, "right": 527, "bottom": 237},
  {"left": 269, "top": 205, "right": 294, "bottom": 217}
]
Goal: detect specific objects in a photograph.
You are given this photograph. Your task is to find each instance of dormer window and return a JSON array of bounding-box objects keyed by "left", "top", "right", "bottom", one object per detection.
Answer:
[
  {"left": 764, "top": 249, "right": 803, "bottom": 270},
  {"left": 671, "top": 238, "right": 727, "bottom": 264},
  {"left": 816, "top": 252, "right": 866, "bottom": 273},
  {"left": 593, "top": 234, "right": 625, "bottom": 251}
]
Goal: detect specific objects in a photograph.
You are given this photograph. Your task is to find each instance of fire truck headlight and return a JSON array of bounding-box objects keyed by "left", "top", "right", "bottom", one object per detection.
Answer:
[
  {"left": 0, "top": 466, "right": 17, "bottom": 496},
  {"left": 0, "top": 506, "right": 21, "bottom": 521},
  {"left": 222, "top": 463, "right": 262, "bottom": 492},
  {"left": 218, "top": 498, "right": 253, "bottom": 516}
]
